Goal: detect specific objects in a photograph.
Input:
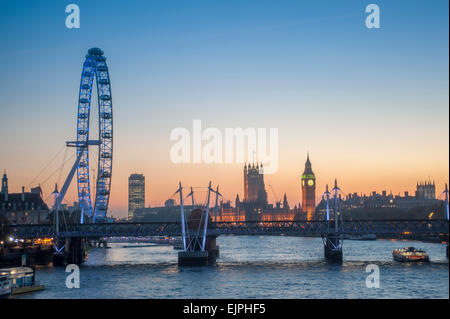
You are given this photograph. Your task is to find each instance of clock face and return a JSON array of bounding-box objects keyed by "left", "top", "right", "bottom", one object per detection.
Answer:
[
  {"left": 302, "top": 180, "right": 305, "bottom": 186},
  {"left": 307, "top": 179, "right": 314, "bottom": 186}
]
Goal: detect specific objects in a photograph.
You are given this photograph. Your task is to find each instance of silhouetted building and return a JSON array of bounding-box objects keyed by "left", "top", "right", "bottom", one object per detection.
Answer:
[
  {"left": 243, "top": 163, "right": 268, "bottom": 221},
  {"left": 128, "top": 173, "right": 145, "bottom": 219},
  {"left": 244, "top": 163, "right": 267, "bottom": 205},
  {"left": 415, "top": 181, "right": 435, "bottom": 200},
  {"left": 0, "top": 172, "right": 49, "bottom": 224},
  {"left": 165, "top": 198, "right": 175, "bottom": 208},
  {"left": 316, "top": 180, "right": 443, "bottom": 220},
  {"left": 283, "top": 193, "right": 289, "bottom": 210},
  {"left": 1, "top": 171, "right": 8, "bottom": 196},
  {"left": 235, "top": 194, "right": 241, "bottom": 221}
]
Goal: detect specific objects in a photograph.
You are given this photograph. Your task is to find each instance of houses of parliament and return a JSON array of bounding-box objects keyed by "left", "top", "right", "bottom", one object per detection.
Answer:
[
  {"left": 131, "top": 153, "right": 443, "bottom": 223},
  {"left": 133, "top": 156, "right": 316, "bottom": 223},
  {"left": 227, "top": 154, "right": 316, "bottom": 222}
]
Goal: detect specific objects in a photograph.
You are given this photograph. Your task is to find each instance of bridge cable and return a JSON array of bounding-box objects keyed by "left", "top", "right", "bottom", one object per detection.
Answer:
[
  {"left": 39, "top": 152, "right": 76, "bottom": 188},
  {"left": 27, "top": 144, "right": 66, "bottom": 188}
]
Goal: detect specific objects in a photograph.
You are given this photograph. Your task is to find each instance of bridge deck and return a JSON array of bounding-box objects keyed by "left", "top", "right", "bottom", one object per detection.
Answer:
[{"left": 3, "top": 220, "right": 448, "bottom": 239}]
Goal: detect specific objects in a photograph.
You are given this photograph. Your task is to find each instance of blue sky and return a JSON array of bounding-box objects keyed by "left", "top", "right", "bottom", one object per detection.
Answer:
[{"left": 0, "top": 0, "right": 448, "bottom": 217}]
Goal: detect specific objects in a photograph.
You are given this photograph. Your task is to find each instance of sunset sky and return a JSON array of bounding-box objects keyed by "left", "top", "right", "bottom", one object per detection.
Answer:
[{"left": 0, "top": 0, "right": 448, "bottom": 218}]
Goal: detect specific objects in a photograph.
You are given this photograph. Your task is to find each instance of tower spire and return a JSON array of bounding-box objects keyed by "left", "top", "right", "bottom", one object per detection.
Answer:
[
  {"left": 1, "top": 170, "right": 8, "bottom": 195},
  {"left": 305, "top": 151, "right": 311, "bottom": 168}
]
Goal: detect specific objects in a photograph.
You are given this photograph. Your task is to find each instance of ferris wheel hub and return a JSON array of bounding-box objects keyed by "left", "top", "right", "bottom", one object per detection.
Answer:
[{"left": 66, "top": 140, "right": 101, "bottom": 148}]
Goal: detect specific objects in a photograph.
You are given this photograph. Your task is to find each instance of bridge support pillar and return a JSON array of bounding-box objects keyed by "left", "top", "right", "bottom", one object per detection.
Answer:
[
  {"left": 446, "top": 237, "right": 449, "bottom": 259},
  {"left": 178, "top": 251, "right": 209, "bottom": 266},
  {"left": 65, "top": 237, "right": 86, "bottom": 265},
  {"left": 323, "top": 233, "right": 343, "bottom": 263},
  {"left": 178, "top": 235, "right": 217, "bottom": 266}
]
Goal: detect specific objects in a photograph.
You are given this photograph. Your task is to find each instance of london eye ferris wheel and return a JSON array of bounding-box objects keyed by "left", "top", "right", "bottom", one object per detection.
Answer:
[{"left": 72, "top": 47, "right": 113, "bottom": 222}]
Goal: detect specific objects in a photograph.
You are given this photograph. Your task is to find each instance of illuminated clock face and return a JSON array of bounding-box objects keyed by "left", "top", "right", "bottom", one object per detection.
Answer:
[
  {"left": 307, "top": 180, "right": 314, "bottom": 186},
  {"left": 302, "top": 180, "right": 305, "bottom": 186}
]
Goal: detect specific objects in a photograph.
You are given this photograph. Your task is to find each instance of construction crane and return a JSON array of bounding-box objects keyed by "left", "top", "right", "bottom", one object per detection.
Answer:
[{"left": 268, "top": 184, "right": 281, "bottom": 205}]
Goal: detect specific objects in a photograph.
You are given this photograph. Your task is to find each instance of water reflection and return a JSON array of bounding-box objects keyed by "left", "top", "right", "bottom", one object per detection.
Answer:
[{"left": 15, "top": 236, "right": 449, "bottom": 299}]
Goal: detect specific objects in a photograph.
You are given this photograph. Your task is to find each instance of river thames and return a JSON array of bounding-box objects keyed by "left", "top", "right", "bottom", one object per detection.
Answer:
[{"left": 15, "top": 236, "right": 449, "bottom": 299}]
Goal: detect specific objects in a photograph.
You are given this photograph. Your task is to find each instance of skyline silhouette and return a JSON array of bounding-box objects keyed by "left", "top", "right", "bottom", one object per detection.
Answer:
[{"left": 0, "top": 0, "right": 448, "bottom": 218}]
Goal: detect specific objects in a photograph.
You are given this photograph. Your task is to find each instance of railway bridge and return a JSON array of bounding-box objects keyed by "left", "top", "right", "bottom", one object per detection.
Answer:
[{"left": 3, "top": 219, "right": 448, "bottom": 265}]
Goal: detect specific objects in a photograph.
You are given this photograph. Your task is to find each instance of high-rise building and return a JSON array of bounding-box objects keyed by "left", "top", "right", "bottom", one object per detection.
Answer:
[
  {"left": 128, "top": 173, "right": 145, "bottom": 219},
  {"left": 301, "top": 153, "right": 316, "bottom": 220}
]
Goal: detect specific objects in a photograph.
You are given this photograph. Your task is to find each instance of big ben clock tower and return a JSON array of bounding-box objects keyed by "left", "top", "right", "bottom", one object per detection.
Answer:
[{"left": 301, "top": 153, "right": 316, "bottom": 220}]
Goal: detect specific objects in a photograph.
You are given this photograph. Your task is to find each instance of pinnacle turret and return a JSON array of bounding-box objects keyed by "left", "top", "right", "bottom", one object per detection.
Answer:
[{"left": 1, "top": 170, "right": 8, "bottom": 195}]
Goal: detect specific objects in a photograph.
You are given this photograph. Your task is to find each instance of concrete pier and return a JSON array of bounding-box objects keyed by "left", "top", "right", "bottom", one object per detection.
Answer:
[
  {"left": 213, "top": 245, "right": 220, "bottom": 258},
  {"left": 178, "top": 235, "right": 218, "bottom": 266},
  {"left": 64, "top": 237, "right": 86, "bottom": 265},
  {"left": 323, "top": 234, "right": 343, "bottom": 263},
  {"left": 0, "top": 245, "right": 53, "bottom": 267},
  {"left": 178, "top": 251, "right": 209, "bottom": 266},
  {"left": 205, "top": 235, "right": 218, "bottom": 262}
]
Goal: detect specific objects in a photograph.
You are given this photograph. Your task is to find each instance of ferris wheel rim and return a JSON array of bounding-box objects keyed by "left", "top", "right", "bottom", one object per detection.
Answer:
[{"left": 76, "top": 47, "right": 113, "bottom": 222}]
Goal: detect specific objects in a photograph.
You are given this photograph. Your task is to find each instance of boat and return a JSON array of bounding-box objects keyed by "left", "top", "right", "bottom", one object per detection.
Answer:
[
  {"left": 0, "top": 273, "right": 11, "bottom": 299},
  {"left": 106, "top": 236, "right": 171, "bottom": 245},
  {"left": 344, "top": 234, "right": 376, "bottom": 241},
  {"left": 392, "top": 247, "right": 430, "bottom": 262},
  {"left": 0, "top": 267, "right": 45, "bottom": 295}
]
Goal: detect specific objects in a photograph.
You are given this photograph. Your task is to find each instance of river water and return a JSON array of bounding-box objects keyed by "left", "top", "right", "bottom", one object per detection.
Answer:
[{"left": 15, "top": 236, "right": 449, "bottom": 299}]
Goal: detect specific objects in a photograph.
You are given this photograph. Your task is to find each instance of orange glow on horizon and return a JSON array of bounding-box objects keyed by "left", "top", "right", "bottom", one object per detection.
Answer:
[{"left": 3, "top": 160, "right": 449, "bottom": 220}]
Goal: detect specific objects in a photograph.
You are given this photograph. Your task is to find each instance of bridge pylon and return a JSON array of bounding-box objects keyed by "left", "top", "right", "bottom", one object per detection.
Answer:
[
  {"left": 176, "top": 182, "right": 219, "bottom": 266},
  {"left": 51, "top": 184, "right": 65, "bottom": 265},
  {"left": 51, "top": 182, "right": 87, "bottom": 265},
  {"left": 322, "top": 180, "right": 343, "bottom": 263}
]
